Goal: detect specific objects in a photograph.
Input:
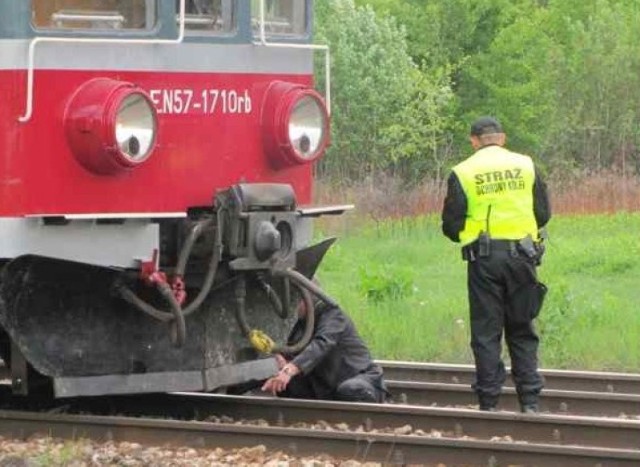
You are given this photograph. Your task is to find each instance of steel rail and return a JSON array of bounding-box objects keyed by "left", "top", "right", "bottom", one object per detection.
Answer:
[
  {"left": 14, "top": 391, "right": 638, "bottom": 450},
  {"left": 387, "top": 381, "right": 640, "bottom": 417},
  {"left": 3, "top": 359, "right": 639, "bottom": 394},
  {"left": 159, "top": 393, "right": 640, "bottom": 450},
  {"left": 0, "top": 409, "right": 638, "bottom": 466},
  {"left": 378, "top": 360, "right": 640, "bottom": 394}
]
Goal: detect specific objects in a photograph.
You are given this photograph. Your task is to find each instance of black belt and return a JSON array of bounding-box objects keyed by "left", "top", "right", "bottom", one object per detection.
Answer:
[
  {"left": 483, "top": 239, "right": 519, "bottom": 251},
  {"left": 465, "top": 239, "right": 519, "bottom": 250},
  {"left": 462, "top": 238, "right": 520, "bottom": 261}
]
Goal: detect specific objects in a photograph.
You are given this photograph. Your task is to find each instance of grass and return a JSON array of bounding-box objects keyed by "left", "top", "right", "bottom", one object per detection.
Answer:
[{"left": 315, "top": 213, "right": 640, "bottom": 372}]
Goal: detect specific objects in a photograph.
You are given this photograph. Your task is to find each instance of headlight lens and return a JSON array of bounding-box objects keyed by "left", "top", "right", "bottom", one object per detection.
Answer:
[
  {"left": 115, "top": 94, "right": 157, "bottom": 162},
  {"left": 261, "top": 81, "right": 330, "bottom": 168},
  {"left": 65, "top": 78, "right": 158, "bottom": 175},
  {"left": 289, "top": 96, "right": 326, "bottom": 160}
]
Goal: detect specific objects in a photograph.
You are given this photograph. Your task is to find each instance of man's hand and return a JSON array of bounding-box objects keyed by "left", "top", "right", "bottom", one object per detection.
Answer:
[{"left": 261, "top": 363, "right": 300, "bottom": 395}]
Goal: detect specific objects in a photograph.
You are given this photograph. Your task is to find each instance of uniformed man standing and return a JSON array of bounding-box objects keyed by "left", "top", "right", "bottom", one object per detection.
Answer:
[{"left": 441, "top": 116, "right": 551, "bottom": 413}]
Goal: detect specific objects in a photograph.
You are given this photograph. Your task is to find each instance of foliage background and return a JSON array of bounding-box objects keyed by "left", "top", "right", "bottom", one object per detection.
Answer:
[
  {"left": 311, "top": 0, "right": 640, "bottom": 371},
  {"left": 314, "top": 0, "right": 640, "bottom": 181}
]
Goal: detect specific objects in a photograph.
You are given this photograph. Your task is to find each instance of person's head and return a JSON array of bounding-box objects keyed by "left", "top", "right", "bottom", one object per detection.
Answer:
[{"left": 469, "top": 116, "right": 506, "bottom": 150}]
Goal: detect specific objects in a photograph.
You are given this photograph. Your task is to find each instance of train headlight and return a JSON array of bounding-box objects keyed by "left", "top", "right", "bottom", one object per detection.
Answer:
[
  {"left": 65, "top": 78, "right": 158, "bottom": 175},
  {"left": 262, "top": 81, "right": 330, "bottom": 168},
  {"left": 115, "top": 94, "right": 156, "bottom": 164},
  {"left": 289, "top": 96, "right": 326, "bottom": 160}
]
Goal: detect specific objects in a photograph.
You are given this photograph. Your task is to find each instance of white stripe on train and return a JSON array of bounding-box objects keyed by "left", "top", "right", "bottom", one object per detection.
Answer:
[{"left": 0, "top": 40, "right": 313, "bottom": 74}]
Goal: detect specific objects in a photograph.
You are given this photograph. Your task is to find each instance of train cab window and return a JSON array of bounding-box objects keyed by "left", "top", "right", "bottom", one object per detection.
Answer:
[
  {"left": 32, "top": 0, "right": 156, "bottom": 30},
  {"left": 178, "top": 0, "right": 236, "bottom": 33},
  {"left": 251, "top": 0, "right": 307, "bottom": 36}
]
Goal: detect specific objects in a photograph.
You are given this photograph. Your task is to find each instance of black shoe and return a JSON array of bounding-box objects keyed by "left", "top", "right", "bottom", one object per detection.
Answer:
[
  {"left": 478, "top": 395, "right": 499, "bottom": 412},
  {"left": 479, "top": 405, "right": 498, "bottom": 412},
  {"left": 521, "top": 404, "right": 539, "bottom": 414}
]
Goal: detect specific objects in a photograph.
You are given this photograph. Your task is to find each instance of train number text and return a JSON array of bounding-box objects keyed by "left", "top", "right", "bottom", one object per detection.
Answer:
[{"left": 148, "top": 88, "right": 253, "bottom": 115}]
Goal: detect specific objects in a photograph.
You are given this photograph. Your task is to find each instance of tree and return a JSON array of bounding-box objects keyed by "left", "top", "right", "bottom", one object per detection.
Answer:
[
  {"left": 351, "top": 0, "right": 640, "bottom": 176},
  {"left": 460, "top": 9, "right": 559, "bottom": 157},
  {"left": 315, "top": 0, "right": 454, "bottom": 180},
  {"left": 461, "top": 0, "right": 640, "bottom": 172}
]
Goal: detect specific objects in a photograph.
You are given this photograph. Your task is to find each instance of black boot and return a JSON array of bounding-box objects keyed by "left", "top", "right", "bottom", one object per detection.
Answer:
[
  {"left": 478, "top": 395, "right": 499, "bottom": 411},
  {"left": 480, "top": 405, "right": 498, "bottom": 412}
]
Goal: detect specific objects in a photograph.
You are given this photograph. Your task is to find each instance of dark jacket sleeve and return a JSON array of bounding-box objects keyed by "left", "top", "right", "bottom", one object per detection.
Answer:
[
  {"left": 291, "top": 307, "right": 346, "bottom": 375},
  {"left": 533, "top": 170, "right": 551, "bottom": 228},
  {"left": 441, "top": 172, "right": 467, "bottom": 243}
]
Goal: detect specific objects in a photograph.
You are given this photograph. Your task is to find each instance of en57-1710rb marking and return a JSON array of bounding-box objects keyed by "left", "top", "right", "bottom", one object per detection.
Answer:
[{"left": 149, "top": 88, "right": 253, "bottom": 115}]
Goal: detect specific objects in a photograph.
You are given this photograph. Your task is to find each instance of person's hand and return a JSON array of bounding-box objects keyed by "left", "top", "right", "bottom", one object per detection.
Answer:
[
  {"left": 274, "top": 353, "right": 287, "bottom": 370},
  {"left": 261, "top": 363, "right": 299, "bottom": 395},
  {"left": 261, "top": 374, "right": 290, "bottom": 395}
]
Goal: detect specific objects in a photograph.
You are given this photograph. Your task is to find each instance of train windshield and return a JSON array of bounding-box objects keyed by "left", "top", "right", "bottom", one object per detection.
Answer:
[
  {"left": 251, "top": 0, "right": 307, "bottom": 36},
  {"left": 177, "top": 0, "right": 236, "bottom": 33},
  {"left": 32, "top": 0, "right": 156, "bottom": 30}
]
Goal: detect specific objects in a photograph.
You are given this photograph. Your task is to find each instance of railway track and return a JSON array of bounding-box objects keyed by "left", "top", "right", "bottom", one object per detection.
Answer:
[
  {"left": 386, "top": 381, "right": 640, "bottom": 417},
  {"left": 378, "top": 360, "right": 640, "bottom": 394},
  {"left": 376, "top": 361, "right": 640, "bottom": 416},
  {"left": 1, "top": 360, "right": 640, "bottom": 465},
  {"left": 1, "top": 396, "right": 639, "bottom": 466},
  {"left": 69, "top": 392, "right": 640, "bottom": 450},
  {"left": 2, "top": 361, "right": 639, "bottom": 417},
  {"left": 3, "top": 359, "right": 639, "bottom": 394}
]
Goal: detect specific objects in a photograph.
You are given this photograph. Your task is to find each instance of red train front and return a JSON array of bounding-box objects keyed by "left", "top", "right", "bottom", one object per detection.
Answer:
[{"left": 0, "top": 0, "right": 342, "bottom": 398}]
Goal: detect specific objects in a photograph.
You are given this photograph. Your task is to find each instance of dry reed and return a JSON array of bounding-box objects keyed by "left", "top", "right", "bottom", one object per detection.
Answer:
[{"left": 315, "top": 171, "right": 640, "bottom": 223}]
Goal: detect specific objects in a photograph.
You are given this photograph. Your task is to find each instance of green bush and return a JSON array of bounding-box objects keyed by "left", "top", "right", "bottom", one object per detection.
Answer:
[{"left": 358, "top": 265, "right": 414, "bottom": 302}]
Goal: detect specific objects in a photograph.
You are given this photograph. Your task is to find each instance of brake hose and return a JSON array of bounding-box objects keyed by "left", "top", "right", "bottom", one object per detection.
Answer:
[
  {"left": 116, "top": 210, "right": 224, "bottom": 345},
  {"left": 234, "top": 272, "right": 317, "bottom": 355},
  {"left": 256, "top": 274, "right": 292, "bottom": 319},
  {"left": 273, "top": 268, "right": 339, "bottom": 308},
  {"left": 116, "top": 280, "right": 186, "bottom": 347}
]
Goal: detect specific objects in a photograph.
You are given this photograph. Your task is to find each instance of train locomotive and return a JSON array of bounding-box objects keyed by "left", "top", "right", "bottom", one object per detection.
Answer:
[{"left": 0, "top": 0, "right": 344, "bottom": 398}]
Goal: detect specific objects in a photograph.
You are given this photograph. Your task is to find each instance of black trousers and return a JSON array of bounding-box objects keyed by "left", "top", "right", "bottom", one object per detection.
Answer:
[
  {"left": 467, "top": 248, "right": 544, "bottom": 407},
  {"left": 282, "top": 371, "right": 388, "bottom": 403}
]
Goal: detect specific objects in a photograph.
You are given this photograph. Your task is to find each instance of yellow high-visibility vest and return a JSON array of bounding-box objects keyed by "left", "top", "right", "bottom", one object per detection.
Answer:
[{"left": 453, "top": 145, "right": 538, "bottom": 246}]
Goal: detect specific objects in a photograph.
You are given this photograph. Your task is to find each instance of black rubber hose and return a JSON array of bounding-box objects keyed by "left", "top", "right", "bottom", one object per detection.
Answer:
[
  {"left": 256, "top": 275, "right": 289, "bottom": 319},
  {"left": 116, "top": 282, "right": 173, "bottom": 322},
  {"left": 116, "top": 281, "right": 186, "bottom": 347},
  {"left": 175, "top": 218, "right": 213, "bottom": 277},
  {"left": 234, "top": 274, "right": 251, "bottom": 337},
  {"left": 181, "top": 210, "right": 223, "bottom": 317},
  {"left": 235, "top": 272, "right": 315, "bottom": 355},
  {"left": 283, "top": 277, "right": 292, "bottom": 319},
  {"left": 180, "top": 243, "right": 221, "bottom": 317},
  {"left": 273, "top": 284, "right": 315, "bottom": 354},
  {"left": 155, "top": 281, "right": 187, "bottom": 347},
  {"left": 273, "top": 268, "right": 338, "bottom": 308},
  {"left": 113, "top": 211, "right": 224, "bottom": 343}
]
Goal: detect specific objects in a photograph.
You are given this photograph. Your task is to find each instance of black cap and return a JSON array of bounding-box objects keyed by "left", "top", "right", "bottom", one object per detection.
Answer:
[{"left": 470, "top": 116, "right": 503, "bottom": 136}]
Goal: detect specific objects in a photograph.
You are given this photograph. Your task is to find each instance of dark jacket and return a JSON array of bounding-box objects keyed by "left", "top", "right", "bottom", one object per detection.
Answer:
[{"left": 284, "top": 303, "right": 383, "bottom": 399}]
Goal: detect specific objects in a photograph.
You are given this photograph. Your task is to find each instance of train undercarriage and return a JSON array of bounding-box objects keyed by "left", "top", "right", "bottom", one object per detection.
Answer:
[{"left": 0, "top": 183, "right": 343, "bottom": 398}]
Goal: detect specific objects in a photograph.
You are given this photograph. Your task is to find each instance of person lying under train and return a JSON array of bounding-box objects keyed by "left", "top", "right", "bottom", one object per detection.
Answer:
[{"left": 261, "top": 295, "right": 390, "bottom": 403}]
